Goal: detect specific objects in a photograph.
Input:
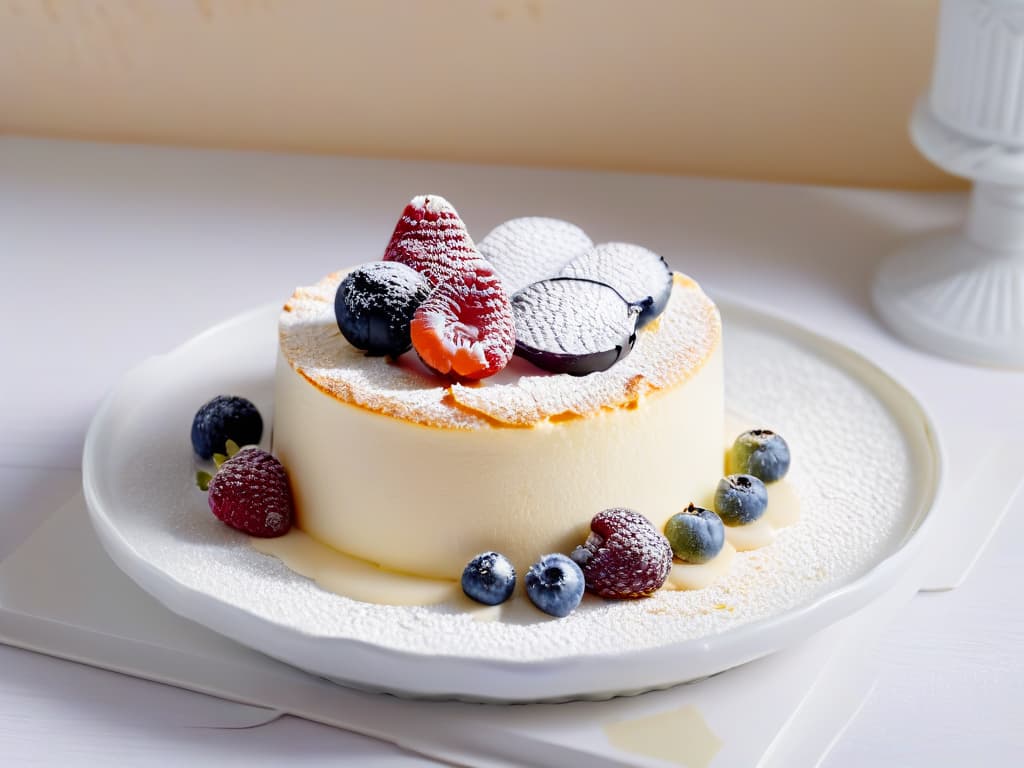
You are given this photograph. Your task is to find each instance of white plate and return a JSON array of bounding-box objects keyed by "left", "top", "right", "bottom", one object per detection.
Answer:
[{"left": 82, "top": 301, "right": 942, "bottom": 703}]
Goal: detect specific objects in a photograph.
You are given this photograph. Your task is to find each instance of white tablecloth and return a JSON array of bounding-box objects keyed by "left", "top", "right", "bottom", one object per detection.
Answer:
[{"left": 1, "top": 138, "right": 1021, "bottom": 766}]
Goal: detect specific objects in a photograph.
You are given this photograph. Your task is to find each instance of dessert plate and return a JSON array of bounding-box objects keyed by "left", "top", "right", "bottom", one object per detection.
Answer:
[{"left": 82, "top": 300, "right": 941, "bottom": 703}]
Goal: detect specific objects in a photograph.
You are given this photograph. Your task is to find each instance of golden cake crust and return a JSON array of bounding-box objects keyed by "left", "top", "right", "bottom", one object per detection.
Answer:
[{"left": 279, "top": 272, "right": 721, "bottom": 430}]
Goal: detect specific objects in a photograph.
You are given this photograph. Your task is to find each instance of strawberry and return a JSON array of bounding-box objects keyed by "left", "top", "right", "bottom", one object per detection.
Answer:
[
  {"left": 410, "top": 260, "right": 516, "bottom": 380},
  {"left": 570, "top": 508, "right": 673, "bottom": 598},
  {"left": 383, "top": 195, "right": 480, "bottom": 287},
  {"left": 383, "top": 195, "right": 516, "bottom": 380},
  {"left": 198, "top": 444, "right": 293, "bottom": 538}
]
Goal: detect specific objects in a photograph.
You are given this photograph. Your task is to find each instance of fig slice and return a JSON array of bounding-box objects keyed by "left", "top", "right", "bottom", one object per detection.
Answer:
[
  {"left": 478, "top": 217, "right": 593, "bottom": 295},
  {"left": 511, "top": 278, "right": 648, "bottom": 376},
  {"left": 561, "top": 243, "right": 672, "bottom": 328}
]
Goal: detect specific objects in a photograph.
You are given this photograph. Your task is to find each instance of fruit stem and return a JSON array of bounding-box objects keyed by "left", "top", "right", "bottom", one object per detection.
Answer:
[{"left": 196, "top": 471, "right": 212, "bottom": 491}]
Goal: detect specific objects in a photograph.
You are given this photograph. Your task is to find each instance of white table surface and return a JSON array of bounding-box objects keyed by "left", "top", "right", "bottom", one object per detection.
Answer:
[{"left": 1, "top": 138, "right": 1022, "bottom": 766}]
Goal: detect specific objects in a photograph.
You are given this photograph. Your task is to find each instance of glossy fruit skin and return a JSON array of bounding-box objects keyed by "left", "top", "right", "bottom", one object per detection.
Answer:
[
  {"left": 511, "top": 278, "right": 643, "bottom": 376},
  {"left": 664, "top": 504, "right": 726, "bottom": 563},
  {"left": 714, "top": 474, "right": 769, "bottom": 526},
  {"left": 561, "top": 242, "right": 672, "bottom": 329},
  {"left": 525, "top": 554, "right": 585, "bottom": 617},
  {"left": 207, "top": 448, "right": 293, "bottom": 537},
  {"left": 334, "top": 262, "right": 431, "bottom": 357},
  {"left": 729, "top": 429, "right": 791, "bottom": 483},
  {"left": 570, "top": 508, "right": 673, "bottom": 598},
  {"left": 190, "top": 395, "right": 263, "bottom": 460},
  {"left": 461, "top": 551, "right": 517, "bottom": 606}
]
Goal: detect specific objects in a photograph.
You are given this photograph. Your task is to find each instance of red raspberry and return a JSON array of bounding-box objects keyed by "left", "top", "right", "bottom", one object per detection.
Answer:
[
  {"left": 383, "top": 195, "right": 480, "bottom": 287},
  {"left": 571, "top": 508, "right": 672, "bottom": 599},
  {"left": 410, "top": 260, "right": 515, "bottom": 380},
  {"left": 207, "top": 448, "right": 294, "bottom": 537}
]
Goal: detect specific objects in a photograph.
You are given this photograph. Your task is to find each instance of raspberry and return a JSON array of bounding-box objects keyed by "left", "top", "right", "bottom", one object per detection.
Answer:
[
  {"left": 410, "top": 260, "right": 516, "bottom": 380},
  {"left": 570, "top": 508, "right": 672, "bottom": 598},
  {"left": 206, "top": 448, "right": 294, "bottom": 538},
  {"left": 383, "top": 195, "right": 480, "bottom": 287}
]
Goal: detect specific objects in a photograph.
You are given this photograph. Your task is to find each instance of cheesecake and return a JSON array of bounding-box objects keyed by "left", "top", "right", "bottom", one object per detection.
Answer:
[{"left": 274, "top": 271, "right": 723, "bottom": 580}]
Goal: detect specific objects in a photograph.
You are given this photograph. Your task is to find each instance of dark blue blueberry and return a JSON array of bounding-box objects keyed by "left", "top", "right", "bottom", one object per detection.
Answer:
[
  {"left": 714, "top": 474, "right": 769, "bottom": 526},
  {"left": 461, "top": 551, "right": 516, "bottom": 606},
  {"left": 335, "top": 262, "right": 431, "bottom": 357},
  {"left": 730, "top": 429, "right": 791, "bottom": 483},
  {"left": 664, "top": 504, "right": 725, "bottom": 563},
  {"left": 191, "top": 395, "right": 263, "bottom": 460},
  {"left": 525, "top": 553, "right": 585, "bottom": 618}
]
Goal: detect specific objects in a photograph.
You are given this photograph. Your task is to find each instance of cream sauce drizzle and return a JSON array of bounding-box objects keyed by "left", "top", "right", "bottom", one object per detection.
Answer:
[{"left": 253, "top": 421, "right": 800, "bottom": 606}]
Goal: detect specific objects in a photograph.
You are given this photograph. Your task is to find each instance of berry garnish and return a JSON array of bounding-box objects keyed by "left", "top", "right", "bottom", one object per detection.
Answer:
[
  {"left": 665, "top": 504, "right": 726, "bottom": 563},
  {"left": 570, "top": 508, "right": 672, "bottom": 598},
  {"left": 334, "top": 262, "right": 431, "bottom": 357},
  {"left": 190, "top": 395, "right": 263, "bottom": 460},
  {"left": 197, "top": 443, "right": 293, "bottom": 538},
  {"left": 728, "top": 429, "right": 791, "bottom": 483},
  {"left": 714, "top": 474, "right": 769, "bottom": 526},
  {"left": 410, "top": 262, "right": 516, "bottom": 380},
  {"left": 477, "top": 217, "right": 593, "bottom": 295},
  {"left": 525, "top": 553, "right": 585, "bottom": 617},
  {"left": 561, "top": 243, "right": 672, "bottom": 328},
  {"left": 461, "top": 551, "right": 517, "bottom": 606},
  {"left": 382, "top": 195, "right": 481, "bottom": 287},
  {"left": 511, "top": 278, "right": 646, "bottom": 375}
]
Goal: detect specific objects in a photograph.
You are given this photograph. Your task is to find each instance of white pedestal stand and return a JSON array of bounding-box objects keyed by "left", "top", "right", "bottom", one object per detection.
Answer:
[{"left": 874, "top": 0, "right": 1024, "bottom": 367}]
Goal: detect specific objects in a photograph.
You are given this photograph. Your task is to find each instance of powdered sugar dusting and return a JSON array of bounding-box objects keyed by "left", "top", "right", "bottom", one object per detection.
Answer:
[
  {"left": 411, "top": 194, "right": 455, "bottom": 215},
  {"left": 99, "top": 300, "right": 932, "bottom": 671},
  {"left": 478, "top": 217, "right": 593, "bottom": 295},
  {"left": 279, "top": 272, "right": 720, "bottom": 429},
  {"left": 383, "top": 195, "right": 482, "bottom": 288}
]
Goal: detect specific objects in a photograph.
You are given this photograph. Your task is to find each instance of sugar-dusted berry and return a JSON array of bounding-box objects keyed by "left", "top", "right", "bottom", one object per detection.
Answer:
[
  {"left": 204, "top": 447, "right": 294, "bottom": 538},
  {"left": 410, "top": 260, "right": 516, "bottom": 380},
  {"left": 383, "top": 195, "right": 480, "bottom": 287},
  {"left": 190, "top": 395, "right": 263, "bottom": 460},
  {"left": 334, "top": 262, "right": 431, "bottom": 357},
  {"left": 525, "top": 553, "right": 585, "bottom": 617},
  {"left": 571, "top": 508, "right": 672, "bottom": 599}
]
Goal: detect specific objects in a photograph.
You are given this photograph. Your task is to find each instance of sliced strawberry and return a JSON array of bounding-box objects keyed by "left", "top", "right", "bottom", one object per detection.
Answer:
[
  {"left": 383, "top": 195, "right": 478, "bottom": 287},
  {"left": 410, "top": 260, "right": 516, "bottom": 381}
]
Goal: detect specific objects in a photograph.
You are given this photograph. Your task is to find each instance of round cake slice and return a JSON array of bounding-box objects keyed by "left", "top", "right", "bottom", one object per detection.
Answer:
[{"left": 274, "top": 272, "right": 723, "bottom": 580}]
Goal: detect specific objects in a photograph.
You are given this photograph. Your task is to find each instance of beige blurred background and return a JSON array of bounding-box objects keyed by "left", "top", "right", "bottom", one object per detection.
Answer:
[{"left": 0, "top": 0, "right": 956, "bottom": 188}]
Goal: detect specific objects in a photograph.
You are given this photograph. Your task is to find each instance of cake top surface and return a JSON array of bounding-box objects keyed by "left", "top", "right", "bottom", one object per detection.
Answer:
[{"left": 279, "top": 272, "right": 721, "bottom": 430}]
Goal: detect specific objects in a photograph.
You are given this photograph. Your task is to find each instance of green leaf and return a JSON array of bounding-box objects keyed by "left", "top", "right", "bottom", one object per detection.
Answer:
[
  {"left": 196, "top": 471, "right": 212, "bottom": 491},
  {"left": 225, "top": 439, "right": 241, "bottom": 458},
  {"left": 213, "top": 453, "right": 228, "bottom": 469}
]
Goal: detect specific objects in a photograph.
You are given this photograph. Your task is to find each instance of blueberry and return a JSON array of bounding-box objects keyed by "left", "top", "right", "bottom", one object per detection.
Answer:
[
  {"left": 729, "top": 429, "right": 791, "bottom": 483},
  {"left": 525, "top": 553, "right": 585, "bottom": 617},
  {"left": 714, "top": 474, "right": 769, "bottom": 526},
  {"left": 335, "top": 262, "right": 431, "bottom": 357},
  {"left": 461, "top": 551, "right": 516, "bottom": 606},
  {"left": 191, "top": 395, "right": 263, "bottom": 460},
  {"left": 664, "top": 504, "right": 725, "bottom": 563}
]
